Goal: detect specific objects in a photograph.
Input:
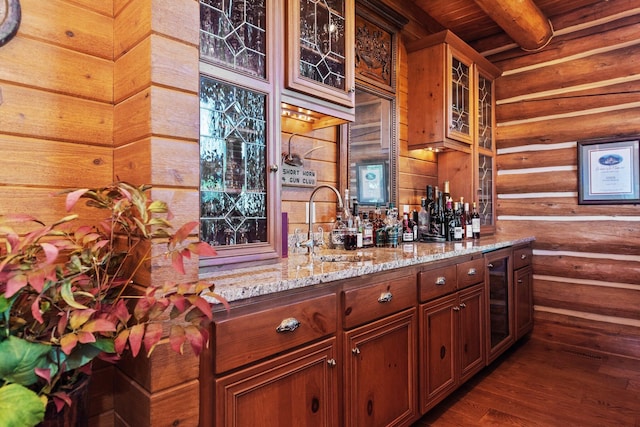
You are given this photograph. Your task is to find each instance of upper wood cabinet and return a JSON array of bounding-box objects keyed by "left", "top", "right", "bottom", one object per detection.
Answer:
[
  {"left": 406, "top": 30, "right": 501, "bottom": 234},
  {"left": 285, "top": 0, "right": 355, "bottom": 108}
]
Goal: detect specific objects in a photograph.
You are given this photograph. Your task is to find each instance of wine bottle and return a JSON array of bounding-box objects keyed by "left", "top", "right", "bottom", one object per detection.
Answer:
[
  {"left": 453, "top": 202, "right": 463, "bottom": 241},
  {"left": 472, "top": 202, "right": 481, "bottom": 239},
  {"left": 464, "top": 202, "right": 473, "bottom": 239}
]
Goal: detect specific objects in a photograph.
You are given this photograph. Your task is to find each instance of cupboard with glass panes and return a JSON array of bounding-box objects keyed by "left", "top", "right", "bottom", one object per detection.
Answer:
[
  {"left": 197, "top": 0, "right": 354, "bottom": 269},
  {"left": 406, "top": 30, "right": 501, "bottom": 234}
]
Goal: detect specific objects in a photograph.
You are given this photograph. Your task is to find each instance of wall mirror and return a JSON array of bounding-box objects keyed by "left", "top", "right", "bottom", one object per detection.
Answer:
[{"left": 348, "top": 86, "right": 397, "bottom": 208}]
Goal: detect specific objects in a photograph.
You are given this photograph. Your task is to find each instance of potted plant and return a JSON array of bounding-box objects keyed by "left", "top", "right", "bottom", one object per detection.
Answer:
[{"left": 0, "top": 182, "right": 227, "bottom": 426}]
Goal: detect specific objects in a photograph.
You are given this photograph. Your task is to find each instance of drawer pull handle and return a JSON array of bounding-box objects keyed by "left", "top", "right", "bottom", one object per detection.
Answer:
[
  {"left": 459, "top": 303, "right": 466, "bottom": 309},
  {"left": 352, "top": 347, "right": 361, "bottom": 355},
  {"left": 276, "top": 317, "right": 300, "bottom": 333},
  {"left": 488, "top": 263, "right": 494, "bottom": 269},
  {"left": 467, "top": 268, "right": 477, "bottom": 276},
  {"left": 327, "top": 359, "right": 337, "bottom": 367},
  {"left": 521, "top": 253, "right": 528, "bottom": 260},
  {"left": 453, "top": 306, "right": 460, "bottom": 312},
  {"left": 378, "top": 291, "right": 393, "bottom": 303},
  {"left": 435, "top": 276, "right": 446, "bottom": 285}
]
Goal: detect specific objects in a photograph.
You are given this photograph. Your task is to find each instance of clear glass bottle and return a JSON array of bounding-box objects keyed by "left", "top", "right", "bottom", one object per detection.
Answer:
[{"left": 331, "top": 214, "right": 346, "bottom": 249}]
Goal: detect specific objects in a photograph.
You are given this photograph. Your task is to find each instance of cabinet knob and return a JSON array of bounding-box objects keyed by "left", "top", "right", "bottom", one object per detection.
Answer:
[
  {"left": 352, "top": 347, "right": 361, "bottom": 355},
  {"left": 269, "top": 164, "right": 279, "bottom": 172},
  {"left": 327, "top": 358, "right": 337, "bottom": 367},
  {"left": 521, "top": 253, "right": 528, "bottom": 260},
  {"left": 467, "top": 268, "right": 477, "bottom": 276},
  {"left": 517, "top": 279, "right": 523, "bottom": 284},
  {"left": 453, "top": 306, "right": 460, "bottom": 312},
  {"left": 435, "top": 276, "right": 446, "bottom": 286},
  {"left": 276, "top": 317, "right": 300, "bottom": 333},
  {"left": 488, "top": 263, "right": 494, "bottom": 269},
  {"left": 459, "top": 303, "right": 466, "bottom": 309},
  {"left": 378, "top": 291, "right": 393, "bottom": 303}
]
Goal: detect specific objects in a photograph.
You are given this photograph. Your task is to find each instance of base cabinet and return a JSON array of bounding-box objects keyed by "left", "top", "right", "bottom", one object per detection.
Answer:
[
  {"left": 419, "top": 283, "right": 484, "bottom": 412},
  {"left": 343, "top": 308, "right": 417, "bottom": 427},
  {"left": 214, "top": 338, "right": 339, "bottom": 427}
]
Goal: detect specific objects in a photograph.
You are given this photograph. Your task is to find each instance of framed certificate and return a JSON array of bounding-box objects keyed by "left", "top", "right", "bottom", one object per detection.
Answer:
[
  {"left": 578, "top": 138, "right": 640, "bottom": 204},
  {"left": 356, "top": 162, "right": 387, "bottom": 205}
]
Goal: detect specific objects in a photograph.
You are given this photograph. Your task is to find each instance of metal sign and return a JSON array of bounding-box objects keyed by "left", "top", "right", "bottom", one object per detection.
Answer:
[{"left": 281, "top": 164, "right": 317, "bottom": 187}]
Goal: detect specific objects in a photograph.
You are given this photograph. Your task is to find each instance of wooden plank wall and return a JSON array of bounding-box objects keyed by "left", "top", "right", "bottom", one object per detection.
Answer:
[{"left": 485, "top": 2, "right": 640, "bottom": 360}]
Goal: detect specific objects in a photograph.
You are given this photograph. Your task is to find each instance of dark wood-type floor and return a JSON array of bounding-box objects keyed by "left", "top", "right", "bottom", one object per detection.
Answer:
[{"left": 413, "top": 337, "right": 640, "bottom": 426}]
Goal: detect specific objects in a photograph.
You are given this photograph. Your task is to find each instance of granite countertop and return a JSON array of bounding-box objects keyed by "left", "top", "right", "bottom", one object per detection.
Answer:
[{"left": 201, "top": 235, "right": 534, "bottom": 303}]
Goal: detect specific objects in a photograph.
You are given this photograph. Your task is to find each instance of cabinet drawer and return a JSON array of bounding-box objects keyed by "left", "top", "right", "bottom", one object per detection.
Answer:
[
  {"left": 457, "top": 257, "right": 484, "bottom": 289},
  {"left": 513, "top": 246, "right": 533, "bottom": 270},
  {"left": 342, "top": 274, "right": 416, "bottom": 329},
  {"left": 418, "top": 265, "right": 456, "bottom": 302},
  {"left": 213, "top": 293, "right": 337, "bottom": 374}
]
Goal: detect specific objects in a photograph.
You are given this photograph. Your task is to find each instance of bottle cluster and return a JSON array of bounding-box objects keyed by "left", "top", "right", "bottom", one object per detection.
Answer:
[
  {"left": 330, "top": 184, "right": 480, "bottom": 251},
  {"left": 417, "top": 181, "right": 480, "bottom": 242}
]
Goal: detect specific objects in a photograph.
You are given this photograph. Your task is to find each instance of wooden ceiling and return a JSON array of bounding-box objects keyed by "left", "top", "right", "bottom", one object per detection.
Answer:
[{"left": 386, "top": 0, "right": 616, "bottom": 54}]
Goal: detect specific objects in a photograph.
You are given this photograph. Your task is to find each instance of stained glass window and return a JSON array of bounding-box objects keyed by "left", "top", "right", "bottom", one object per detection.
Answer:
[
  {"left": 478, "top": 154, "right": 493, "bottom": 227},
  {"left": 478, "top": 75, "right": 493, "bottom": 150},
  {"left": 199, "top": 76, "right": 267, "bottom": 246}
]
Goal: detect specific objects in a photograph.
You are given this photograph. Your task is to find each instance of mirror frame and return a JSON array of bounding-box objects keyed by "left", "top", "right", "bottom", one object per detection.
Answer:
[{"left": 347, "top": 85, "right": 398, "bottom": 208}]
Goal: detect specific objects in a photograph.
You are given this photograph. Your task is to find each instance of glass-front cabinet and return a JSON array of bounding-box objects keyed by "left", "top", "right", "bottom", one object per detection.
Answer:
[
  {"left": 199, "top": 0, "right": 279, "bottom": 268},
  {"left": 447, "top": 53, "right": 473, "bottom": 145},
  {"left": 286, "top": 0, "right": 355, "bottom": 107},
  {"left": 476, "top": 70, "right": 496, "bottom": 231}
]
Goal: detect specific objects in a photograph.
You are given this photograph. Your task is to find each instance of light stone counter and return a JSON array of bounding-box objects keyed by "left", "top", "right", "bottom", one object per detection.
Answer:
[{"left": 201, "top": 235, "right": 534, "bottom": 303}]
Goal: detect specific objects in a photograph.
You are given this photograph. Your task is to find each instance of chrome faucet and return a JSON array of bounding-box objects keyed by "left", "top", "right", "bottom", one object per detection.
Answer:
[{"left": 298, "top": 184, "right": 344, "bottom": 254}]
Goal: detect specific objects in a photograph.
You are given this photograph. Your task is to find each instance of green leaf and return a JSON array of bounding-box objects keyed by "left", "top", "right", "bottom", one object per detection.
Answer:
[
  {"left": 0, "top": 383, "right": 46, "bottom": 427},
  {"left": 0, "top": 337, "right": 51, "bottom": 386}
]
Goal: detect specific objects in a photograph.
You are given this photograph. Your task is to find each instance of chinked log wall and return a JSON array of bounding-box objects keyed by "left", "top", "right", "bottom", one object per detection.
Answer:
[
  {"left": 486, "top": 2, "right": 640, "bottom": 360},
  {"left": 0, "top": 0, "right": 203, "bottom": 425}
]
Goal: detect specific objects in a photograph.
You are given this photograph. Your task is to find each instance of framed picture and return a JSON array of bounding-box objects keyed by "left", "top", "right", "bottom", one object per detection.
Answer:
[
  {"left": 356, "top": 162, "right": 387, "bottom": 205},
  {"left": 577, "top": 138, "right": 640, "bottom": 204}
]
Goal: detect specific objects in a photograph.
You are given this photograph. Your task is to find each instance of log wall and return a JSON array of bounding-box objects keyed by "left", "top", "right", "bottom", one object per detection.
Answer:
[{"left": 485, "top": 2, "right": 640, "bottom": 360}]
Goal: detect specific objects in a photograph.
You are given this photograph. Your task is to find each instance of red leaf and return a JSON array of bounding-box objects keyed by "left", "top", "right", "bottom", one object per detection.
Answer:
[
  {"left": 60, "top": 333, "right": 79, "bottom": 355},
  {"left": 184, "top": 325, "right": 205, "bottom": 356},
  {"left": 5, "top": 273, "right": 27, "bottom": 297},
  {"left": 77, "top": 331, "right": 96, "bottom": 344},
  {"left": 52, "top": 393, "right": 72, "bottom": 412},
  {"left": 27, "top": 268, "right": 47, "bottom": 293},
  {"left": 143, "top": 323, "right": 163, "bottom": 356},
  {"left": 190, "top": 241, "right": 217, "bottom": 257},
  {"left": 39, "top": 242, "right": 59, "bottom": 264},
  {"left": 188, "top": 295, "right": 214, "bottom": 320},
  {"left": 35, "top": 368, "right": 51, "bottom": 384},
  {"left": 82, "top": 318, "right": 117, "bottom": 333},
  {"left": 170, "top": 294, "right": 187, "bottom": 312},
  {"left": 114, "top": 330, "right": 130, "bottom": 355},
  {"left": 128, "top": 324, "right": 145, "bottom": 357},
  {"left": 169, "top": 325, "right": 186, "bottom": 354},
  {"left": 112, "top": 299, "right": 131, "bottom": 324},
  {"left": 65, "top": 188, "right": 89, "bottom": 212},
  {"left": 31, "top": 297, "right": 44, "bottom": 323},
  {"left": 171, "top": 221, "right": 198, "bottom": 246},
  {"left": 171, "top": 250, "right": 185, "bottom": 275}
]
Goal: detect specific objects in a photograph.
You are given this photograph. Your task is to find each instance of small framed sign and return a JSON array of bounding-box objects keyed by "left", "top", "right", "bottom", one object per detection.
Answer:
[
  {"left": 356, "top": 162, "right": 387, "bottom": 205},
  {"left": 577, "top": 138, "right": 640, "bottom": 204}
]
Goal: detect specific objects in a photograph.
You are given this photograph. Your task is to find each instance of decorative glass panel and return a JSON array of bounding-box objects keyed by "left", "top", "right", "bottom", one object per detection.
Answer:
[
  {"left": 199, "top": 0, "right": 267, "bottom": 78},
  {"left": 450, "top": 57, "right": 470, "bottom": 136},
  {"left": 478, "top": 74, "right": 493, "bottom": 150},
  {"left": 199, "top": 76, "right": 267, "bottom": 247},
  {"left": 299, "top": 0, "right": 346, "bottom": 90},
  {"left": 478, "top": 154, "right": 493, "bottom": 226}
]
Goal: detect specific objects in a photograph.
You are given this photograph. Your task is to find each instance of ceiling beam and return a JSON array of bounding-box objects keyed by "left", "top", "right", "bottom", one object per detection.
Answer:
[{"left": 472, "top": 0, "right": 553, "bottom": 51}]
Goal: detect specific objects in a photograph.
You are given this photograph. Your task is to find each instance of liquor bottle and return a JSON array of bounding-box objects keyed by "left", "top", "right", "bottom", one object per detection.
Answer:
[
  {"left": 402, "top": 211, "right": 413, "bottom": 242},
  {"left": 362, "top": 211, "right": 374, "bottom": 247},
  {"left": 352, "top": 199, "right": 363, "bottom": 248},
  {"left": 331, "top": 215, "right": 346, "bottom": 249},
  {"left": 464, "top": 202, "right": 473, "bottom": 239},
  {"left": 412, "top": 209, "right": 419, "bottom": 241},
  {"left": 472, "top": 202, "right": 481, "bottom": 239},
  {"left": 442, "top": 181, "right": 451, "bottom": 205},
  {"left": 418, "top": 197, "right": 429, "bottom": 238},
  {"left": 343, "top": 189, "right": 353, "bottom": 228},
  {"left": 453, "top": 202, "right": 464, "bottom": 241}
]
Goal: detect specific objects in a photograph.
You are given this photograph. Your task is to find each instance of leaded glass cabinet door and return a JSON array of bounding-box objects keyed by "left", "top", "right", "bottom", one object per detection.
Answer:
[
  {"left": 199, "top": 0, "right": 267, "bottom": 78},
  {"left": 476, "top": 70, "right": 496, "bottom": 232},
  {"left": 446, "top": 48, "right": 474, "bottom": 145},
  {"left": 286, "top": 0, "right": 355, "bottom": 107}
]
